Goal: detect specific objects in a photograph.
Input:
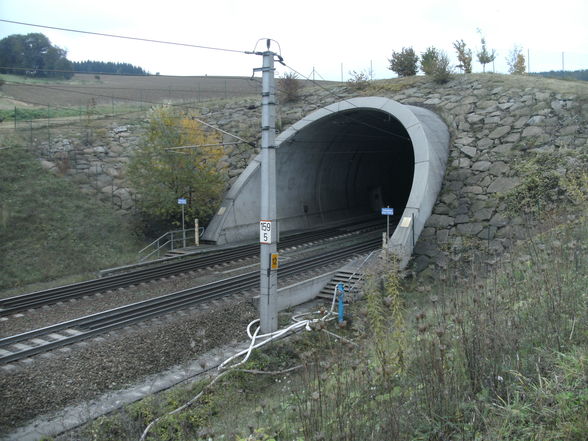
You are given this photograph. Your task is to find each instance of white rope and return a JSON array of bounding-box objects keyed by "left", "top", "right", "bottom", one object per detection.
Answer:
[
  {"left": 140, "top": 284, "right": 343, "bottom": 440},
  {"left": 220, "top": 282, "right": 343, "bottom": 371}
]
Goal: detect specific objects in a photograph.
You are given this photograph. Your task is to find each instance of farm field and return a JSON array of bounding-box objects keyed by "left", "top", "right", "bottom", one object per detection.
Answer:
[
  {"left": 0, "top": 73, "right": 263, "bottom": 108},
  {"left": 0, "top": 72, "right": 333, "bottom": 109}
]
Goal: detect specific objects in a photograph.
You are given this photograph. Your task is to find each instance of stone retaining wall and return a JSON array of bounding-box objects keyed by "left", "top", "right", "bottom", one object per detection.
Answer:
[{"left": 32, "top": 74, "right": 587, "bottom": 272}]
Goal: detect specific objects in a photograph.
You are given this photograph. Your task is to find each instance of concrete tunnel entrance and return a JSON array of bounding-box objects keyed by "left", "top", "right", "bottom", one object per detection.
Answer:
[{"left": 202, "top": 97, "right": 449, "bottom": 267}]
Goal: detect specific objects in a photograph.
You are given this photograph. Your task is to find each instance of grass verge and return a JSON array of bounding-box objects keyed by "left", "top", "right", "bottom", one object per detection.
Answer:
[{"left": 0, "top": 138, "right": 143, "bottom": 292}]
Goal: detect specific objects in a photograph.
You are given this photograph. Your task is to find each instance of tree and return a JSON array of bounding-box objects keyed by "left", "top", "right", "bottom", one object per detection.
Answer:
[
  {"left": 476, "top": 31, "right": 496, "bottom": 73},
  {"left": 419, "top": 47, "right": 452, "bottom": 84},
  {"left": 0, "top": 33, "right": 73, "bottom": 78},
  {"left": 507, "top": 46, "right": 526, "bottom": 75},
  {"left": 453, "top": 39, "right": 473, "bottom": 73},
  {"left": 420, "top": 47, "right": 440, "bottom": 76},
  {"left": 432, "top": 51, "right": 453, "bottom": 84},
  {"left": 388, "top": 47, "right": 419, "bottom": 77},
  {"left": 127, "top": 106, "right": 226, "bottom": 234}
]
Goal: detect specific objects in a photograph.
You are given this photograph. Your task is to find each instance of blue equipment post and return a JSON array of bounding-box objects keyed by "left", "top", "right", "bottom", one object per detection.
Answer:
[
  {"left": 178, "top": 198, "right": 187, "bottom": 248},
  {"left": 381, "top": 206, "right": 394, "bottom": 241},
  {"left": 337, "top": 282, "right": 345, "bottom": 324}
]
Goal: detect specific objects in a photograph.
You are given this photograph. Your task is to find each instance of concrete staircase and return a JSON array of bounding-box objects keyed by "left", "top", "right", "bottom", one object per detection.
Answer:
[
  {"left": 316, "top": 270, "right": 365, "bottom": 303},
  {"left": 164, "top": 249, "right": 193, "bottom": 258}
]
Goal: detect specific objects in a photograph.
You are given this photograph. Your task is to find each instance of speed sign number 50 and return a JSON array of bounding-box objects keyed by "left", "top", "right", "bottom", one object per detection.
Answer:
[{"left": 259, "top": 220, "right": 273, "bottom": 244}]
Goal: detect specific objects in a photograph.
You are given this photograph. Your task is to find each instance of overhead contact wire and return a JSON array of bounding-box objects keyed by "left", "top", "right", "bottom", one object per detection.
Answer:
[{"left": 0, "top": 19, "right": 250, "bottom": 54}]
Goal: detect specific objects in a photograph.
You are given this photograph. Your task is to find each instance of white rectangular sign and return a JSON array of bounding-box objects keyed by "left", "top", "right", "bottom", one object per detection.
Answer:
[
  {"left": 400, "top": 216, "right": 412, "bottom": 228},
  {"left": 259, "top": 220, "right": 273, "bottom": 244}
]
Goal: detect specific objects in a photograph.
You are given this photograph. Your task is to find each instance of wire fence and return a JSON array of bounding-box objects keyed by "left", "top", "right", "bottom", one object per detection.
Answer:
[{"left": 300, "top": 49, "right": 587, "bottom": 82}]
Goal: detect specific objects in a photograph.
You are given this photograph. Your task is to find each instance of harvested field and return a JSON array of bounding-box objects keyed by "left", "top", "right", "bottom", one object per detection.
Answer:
[
  {"left": 0, "top": 73, "right": 332, "bottom": 110},
  {"left": 1, "top": 73, "right": 262, "bottom": 108}
]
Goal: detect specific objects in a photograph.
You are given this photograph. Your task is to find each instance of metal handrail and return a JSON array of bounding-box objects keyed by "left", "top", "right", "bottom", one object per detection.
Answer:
[
  {"left": 345, "top": 249, "right": 378, "bottom": 295},
  {"left": 138, "top": 227, "right": 205, "bottom": 262}
]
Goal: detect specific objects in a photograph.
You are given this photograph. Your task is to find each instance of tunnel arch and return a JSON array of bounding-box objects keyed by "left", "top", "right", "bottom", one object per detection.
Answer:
[{"left": 202, "top": 97, "right": 449, "bottom": 267}]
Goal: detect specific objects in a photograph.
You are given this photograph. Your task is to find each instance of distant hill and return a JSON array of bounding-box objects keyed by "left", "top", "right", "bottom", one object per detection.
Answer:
[
  {"left": 533, "top": 69, "right": 588, "bottom": 81},
  {"left": 72, "top": 60, "right": 148, "bottom": 76}
]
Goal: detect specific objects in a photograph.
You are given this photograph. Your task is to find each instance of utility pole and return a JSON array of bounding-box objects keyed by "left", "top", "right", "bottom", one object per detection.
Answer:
[{"left": 255, "top": 40, "right": 279, "bottom": 333}]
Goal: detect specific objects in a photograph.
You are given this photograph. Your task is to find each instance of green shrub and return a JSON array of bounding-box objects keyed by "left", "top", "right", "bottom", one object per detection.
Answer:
[
  {"left": 420, "top": 47, "right": 440, "bottom": 76},
  {"left": 501, "top": 150, "right": 588, "bottom": 215},
  {"left": 420, "top": 47, "right": 453, "bottom": 84},
  {"left": 432, "top": 51, "right": 453, "bottom": 84},
  {"left": 346, "top": 70, "right": 370, "bottom": 91},
  {"left": 388, "top": 47, "right": 419, "bottom": 77}
]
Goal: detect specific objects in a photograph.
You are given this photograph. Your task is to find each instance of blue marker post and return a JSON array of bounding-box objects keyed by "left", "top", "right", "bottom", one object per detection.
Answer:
[
  {"left": 178, "top": 198, "right": 187, "bottom": 248},
  {"left": 381, "top": 206, "right": 394, "bottom": 242},
  {"left": 337, "top": 282, "right": 345, "bottom": 324}
]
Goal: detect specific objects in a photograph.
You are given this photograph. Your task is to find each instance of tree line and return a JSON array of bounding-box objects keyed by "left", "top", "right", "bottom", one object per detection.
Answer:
[
  {"left": 72, "top": 60, "right": 148, "bottom": 75},
  {"left": 533, "top": 69, "right": 588, "bottom": 81},
  {"left": 0, "top": 33, "right": 148, "bottom": 79}
]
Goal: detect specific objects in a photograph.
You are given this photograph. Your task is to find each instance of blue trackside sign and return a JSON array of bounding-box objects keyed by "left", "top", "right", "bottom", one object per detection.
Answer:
[
  {"left": 381, "top": 207, "right": 394, "bottom": 215},
  {"left": 177, "top": 198, "right": 187, "bottom": 205}
]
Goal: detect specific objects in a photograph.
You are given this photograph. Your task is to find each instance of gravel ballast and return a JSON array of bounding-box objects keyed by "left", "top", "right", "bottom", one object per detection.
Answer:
[
  {"left": 0, "top": 296, "right": 258, "bottom": 435},
  {"left": 0, "top": 235, "right": 373, "bottom": 436},
  {"left": 0, "top": 259, "right": 259, "bottom": 338}
]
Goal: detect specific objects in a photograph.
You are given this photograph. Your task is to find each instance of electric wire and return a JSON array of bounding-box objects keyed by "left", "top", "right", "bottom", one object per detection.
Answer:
[
  {"left": 283, "top": 62, "right": 412, "bottom": 142},
  {"left": 2, "top": 82, "right": 259, "bottom": 124},
  {"left": 3, "top": 81, "right": 258, "bottom": 102},
  {"left": 3, "top": 76, "right": 261, "bottom": 110},
  {"left": 3, "top": 79, "right": 260, "bottom": 94},
  {"left": 2, "top": 39, "right": 408, "bottom": 147},
  {"left": 3, "top": 81, "right": 259, "bottom": 146},
  {"left": 0, "top": 65, "right": 151, "bottom": 77},
  {"left": 0, "top": 19, "right": 251, "bottom": 55}
]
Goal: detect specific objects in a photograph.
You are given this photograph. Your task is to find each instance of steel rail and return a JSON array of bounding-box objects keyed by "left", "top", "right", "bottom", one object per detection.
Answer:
[
  {"left": 0, "top": 221, "right": 382, "bottom": 315},
  {"left": 0, "top": 236, "right": 381, "bottom": 364}
]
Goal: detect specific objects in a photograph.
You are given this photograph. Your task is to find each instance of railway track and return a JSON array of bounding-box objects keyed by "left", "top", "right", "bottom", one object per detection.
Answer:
[
  {"left": 0, "top": 220, "right": 382, "bottom": 316},
  {"left": 0, "top": 236, "right": 381, "bottom": 365}
]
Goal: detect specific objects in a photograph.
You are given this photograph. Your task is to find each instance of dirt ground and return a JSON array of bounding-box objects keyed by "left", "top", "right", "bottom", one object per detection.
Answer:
[
  {"left": 0, "top": 73, "right": 329, "bottom": 109},
  {"left": 0, "top": 73, "right": 265, "bottom": 110}
]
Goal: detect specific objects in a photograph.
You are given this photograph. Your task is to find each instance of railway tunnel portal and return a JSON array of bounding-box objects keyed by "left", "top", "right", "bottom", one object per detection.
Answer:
[{"left": 202, "top": 97, "right": 450, "bottom": 267}]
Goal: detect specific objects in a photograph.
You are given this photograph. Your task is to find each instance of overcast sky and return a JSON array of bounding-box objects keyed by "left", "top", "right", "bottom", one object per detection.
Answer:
[{"left": 1, "top": 0, "right": 587, "bottom": 80}]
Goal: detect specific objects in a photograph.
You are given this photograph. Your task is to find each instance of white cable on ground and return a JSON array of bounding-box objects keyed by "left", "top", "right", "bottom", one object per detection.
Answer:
[
  {"left": 140, "top": 284, "right": 343, "bottom": 441},
  {"left": 219, "top": 283, "right": 342, "bottom": 371}
]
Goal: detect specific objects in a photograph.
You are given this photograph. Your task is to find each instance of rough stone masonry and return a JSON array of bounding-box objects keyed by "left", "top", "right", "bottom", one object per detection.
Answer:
[{"left": 33, "top": 74, "right": 588, "bottom": 274}]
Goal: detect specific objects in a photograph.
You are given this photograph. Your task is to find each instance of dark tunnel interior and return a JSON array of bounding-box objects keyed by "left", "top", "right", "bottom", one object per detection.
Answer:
[{"left": 276, "top": 108, "right": 415, "bottom": 228}]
